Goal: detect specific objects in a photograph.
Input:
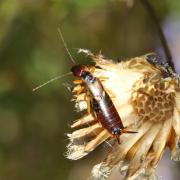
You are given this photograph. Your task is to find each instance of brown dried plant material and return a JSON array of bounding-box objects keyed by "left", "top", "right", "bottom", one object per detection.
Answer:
[{"left": 66, "top": 51, "right": 180, "bottom": 179}]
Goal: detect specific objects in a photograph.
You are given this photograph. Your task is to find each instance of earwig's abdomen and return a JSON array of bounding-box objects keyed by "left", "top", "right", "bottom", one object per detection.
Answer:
[{"left": 93, "top": 92, "right": 124, "bottom": 135}]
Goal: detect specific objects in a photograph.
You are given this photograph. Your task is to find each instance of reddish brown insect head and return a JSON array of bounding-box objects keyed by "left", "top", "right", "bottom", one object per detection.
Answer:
[{"left": 71, "top": 65, "right": 86, "bottom": 77}]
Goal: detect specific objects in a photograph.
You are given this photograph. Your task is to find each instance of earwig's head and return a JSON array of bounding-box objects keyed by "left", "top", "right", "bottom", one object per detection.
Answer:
[{"left": 71, "top": 65, "right": 86, "bottom": 77}]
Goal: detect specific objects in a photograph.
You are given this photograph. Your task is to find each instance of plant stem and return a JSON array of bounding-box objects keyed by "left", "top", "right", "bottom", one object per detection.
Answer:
[{"left": 140, "top": 0, "right": 175, "bottom": 72}]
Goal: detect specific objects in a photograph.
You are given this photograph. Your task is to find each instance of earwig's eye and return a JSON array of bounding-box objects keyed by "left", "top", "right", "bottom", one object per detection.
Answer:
[{"left": 71, "top": 65, "right": 85, "bottom": 77}]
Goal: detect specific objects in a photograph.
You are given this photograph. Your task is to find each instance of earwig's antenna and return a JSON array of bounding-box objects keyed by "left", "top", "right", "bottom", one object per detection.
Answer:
[
  {"left": 32, "top": 72, "right": 72, "bottom": 92},
  {"left": 32, "top": 28, "right": 76, "bottom": 92},
  {"left": 57, "top": 28, "right": 76, "bottom": 65}
]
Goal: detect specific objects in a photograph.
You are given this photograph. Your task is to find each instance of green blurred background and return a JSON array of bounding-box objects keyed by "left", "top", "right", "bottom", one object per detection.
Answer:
[{"left": 0, "top": 0, "right": 180, "bottom": 179}]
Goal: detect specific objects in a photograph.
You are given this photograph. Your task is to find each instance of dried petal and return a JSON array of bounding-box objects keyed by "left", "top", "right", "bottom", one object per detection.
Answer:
[{"left": 71, "top": 114, "right": 96, "bottom": 128}]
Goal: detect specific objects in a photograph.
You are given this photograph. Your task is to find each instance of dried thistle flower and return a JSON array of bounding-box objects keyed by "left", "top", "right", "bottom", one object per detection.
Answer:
[{"left": 66, "top": 51, "right": 180, "bottom": 179}]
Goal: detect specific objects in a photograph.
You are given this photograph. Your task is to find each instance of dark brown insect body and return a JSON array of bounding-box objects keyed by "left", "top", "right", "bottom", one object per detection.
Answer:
[
  {"left": 71, "top": 65, "right": 136, "bottom": 143},
  {"left": 92, "top": 91, "right": 124, "bottom": 143}
]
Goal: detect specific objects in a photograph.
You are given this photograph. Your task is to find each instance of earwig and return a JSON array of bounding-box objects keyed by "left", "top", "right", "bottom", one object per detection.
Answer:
[
  {"left": 33, "top": 28, "right": 137, "bottom": 143},
  {"left": 71, "top": 65, "right": 137, "bottom": 143}
]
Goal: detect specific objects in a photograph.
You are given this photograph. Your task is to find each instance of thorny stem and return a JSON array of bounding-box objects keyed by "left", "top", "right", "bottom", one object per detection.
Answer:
[{"left": 140, "top": 0, "right": 176, "bottom": 72}]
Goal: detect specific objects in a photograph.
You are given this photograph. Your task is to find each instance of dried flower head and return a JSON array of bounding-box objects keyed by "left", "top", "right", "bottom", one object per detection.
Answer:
[{"left": 66, "top": 51, "right": 180, "bottom": 179}]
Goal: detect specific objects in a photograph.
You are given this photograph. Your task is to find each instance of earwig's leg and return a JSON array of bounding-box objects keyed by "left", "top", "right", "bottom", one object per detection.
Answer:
[
  {"left": 105, "top": 88, "right": 116, "bottom": 98},
  {"left": 73, "top": 85, "right": 85, "bottom": 95},
  {"left": 74, "top": 93, "right": 86, "bottom": 101},
  {"left": 71, "top": 113, "right": 97, "bottom": 128},
  {"left": 95, "top": 117, "right": 101, "bottom": 125},
  {"left": 86, "top": 95, "right": 92, "bottom": 114},
  {"left": 73, "top": 79, "right": 83, "bottom": 85},
  {"left": 88, "top": 66, "right": 96, "bottom": 73},
  {"left": 77, "top": 87, "right": 85, "bottom": 94},
  {"left": 99, "top": 76, "right": 109, "bottom": 81},
  {"left": 85, "top": 129, "right": 111, "bottom": 152},
  {"left": 89, "top": 66, "right": 108, "bottom": 82},
  {"left": 72, "top": 85, "right": 81, "bottom": 92}
]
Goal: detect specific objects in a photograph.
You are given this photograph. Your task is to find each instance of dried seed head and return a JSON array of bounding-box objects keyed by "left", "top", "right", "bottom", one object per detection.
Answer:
[
  {"left": 132, "top": 76, "right": 175, "bottom": 123},
  {"left": 66, "top": 52, "right": 180, "bottom": 179}
]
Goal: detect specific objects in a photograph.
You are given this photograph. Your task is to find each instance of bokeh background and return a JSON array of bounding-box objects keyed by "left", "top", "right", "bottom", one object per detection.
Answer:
[{"left": 0, "top": 0, "right": 180, "bottom": 179}]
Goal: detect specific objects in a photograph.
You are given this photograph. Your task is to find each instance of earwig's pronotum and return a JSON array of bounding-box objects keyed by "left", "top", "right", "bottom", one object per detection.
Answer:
[{"left": 33, "top": 29, "right": 136, "bottom": 143}]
